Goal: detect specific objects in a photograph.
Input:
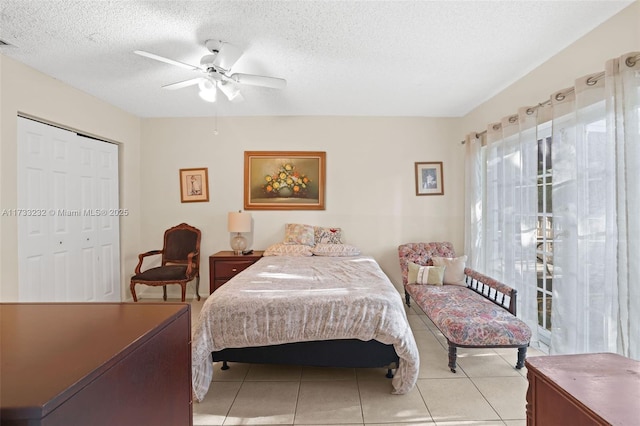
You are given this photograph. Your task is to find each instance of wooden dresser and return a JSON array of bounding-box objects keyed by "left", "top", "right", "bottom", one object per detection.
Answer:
[
  {"left": 0, "top": 303, "right": 192, "bottom": 426},
  {"left": 209, "top": 250, "right": 264, "bottom": 293},
  {"left": 525, "top": 353, "right": 640, "bottom": 425}
]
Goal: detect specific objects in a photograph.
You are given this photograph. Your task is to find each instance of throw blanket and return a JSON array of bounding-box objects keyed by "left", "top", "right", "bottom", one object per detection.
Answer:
[{"left": 192, "top": 255, "right": 419, "bottom": 401}]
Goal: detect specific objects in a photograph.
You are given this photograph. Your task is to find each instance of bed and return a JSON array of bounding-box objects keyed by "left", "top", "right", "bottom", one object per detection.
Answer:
[{"left": 191, "top": 254, "right": 419, "bottom": 401}]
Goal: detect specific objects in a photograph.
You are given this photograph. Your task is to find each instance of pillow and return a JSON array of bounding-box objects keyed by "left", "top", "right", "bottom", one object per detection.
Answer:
[
  {"left": 407, "top": 262, "right": 445, "bottom": 285},
  {"left": 432, "top": 255, "right": 467, "bottom": 286},
  {"left": 264, "top": 243, "right": 313, "bottom": 257},
  {"left": 283, "top": 223, "right": 315, "bottom": 246},
  {"left": 314, "top": 226, "right": 343, "bottom": 244},
  {"left": 311, "top": 243, "right": 361, "bottom": 257}
]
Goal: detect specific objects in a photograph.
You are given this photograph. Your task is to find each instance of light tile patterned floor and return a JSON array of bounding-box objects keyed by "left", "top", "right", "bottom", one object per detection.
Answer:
[{"left": 187, "top": 296, "right": 547, "bottom": 426}]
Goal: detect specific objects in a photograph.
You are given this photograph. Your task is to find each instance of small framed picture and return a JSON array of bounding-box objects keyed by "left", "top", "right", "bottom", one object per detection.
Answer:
[
  {"left": 179, "top": 168, "right": 209, "bottom": 203},
  {"left": 415, "top": 162, "right": 444, "bottom": 196}
]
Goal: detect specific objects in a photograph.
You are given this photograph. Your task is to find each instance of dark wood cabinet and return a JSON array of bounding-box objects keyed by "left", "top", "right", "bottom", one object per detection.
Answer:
[
  {"left": 209, "top": 250, "right": 264, "bottom": 293},
  {"left": 525, "top": 353, "right": 640, "bottom": 426},
  {"left": 0, "top": 303, "right": 192, "bottom": 426}
]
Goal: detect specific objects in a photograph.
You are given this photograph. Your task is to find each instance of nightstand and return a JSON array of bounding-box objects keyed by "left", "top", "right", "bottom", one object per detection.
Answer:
[{"left": 209, "top": 251, "right": 264, "bottom": 293}]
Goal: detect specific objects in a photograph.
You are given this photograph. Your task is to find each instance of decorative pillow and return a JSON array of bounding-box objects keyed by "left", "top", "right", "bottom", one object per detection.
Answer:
[
  {"left": 283, "top": 223, "right": 315, "bottom": 246},
  {"left": 264, "top": 243, "right": 313, "bottom": 257},
  {"left": 314, "top": 226, "right": 343, "bottom": 244},
  {"left": 311, "top": 243, "right": 361, "bottom": 257},
  {"left": 407, "top": 262, "right": 445, "bottom": 285},
  {"left": 432, "top": 255, "right": 467, "bottom": 286}
]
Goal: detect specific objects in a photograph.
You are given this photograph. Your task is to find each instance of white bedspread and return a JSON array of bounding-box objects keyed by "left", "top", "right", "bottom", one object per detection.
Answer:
[{"left": 191, "top": 255, "right": 419, "bottom": 401}]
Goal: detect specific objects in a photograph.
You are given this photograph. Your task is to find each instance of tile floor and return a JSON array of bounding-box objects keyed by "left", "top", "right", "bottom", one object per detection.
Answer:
[{"left": 188, "top": 296, "right": 547, "bottom": 426}]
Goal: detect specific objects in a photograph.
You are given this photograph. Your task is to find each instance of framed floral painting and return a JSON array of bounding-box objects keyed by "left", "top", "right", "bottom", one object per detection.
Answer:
[
  {"left": 179, "top": 167, "right": 209, "bottom": 202},
  {"left": 244, "top": 151, "right": 326, "bottom": 210},
  {"left": 415, "top": 161, "right": 444, "bottom": 196}
]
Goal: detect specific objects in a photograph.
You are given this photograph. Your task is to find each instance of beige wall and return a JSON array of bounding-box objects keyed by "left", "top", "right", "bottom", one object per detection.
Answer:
[
  {"left": 140, "top": 116, "right": 464, "bottom": 295},
  {"left": 139, "top": 0, "right": 640, "bottom": 297},
  {"left": 458, "top": 0, "right": 640, "bottom": 138},
  {"left": 2, "top": 0, "right": 637, "bottom": 301},
  {"left": 0, "top": 55, "right": 142, "bottom": 301}
]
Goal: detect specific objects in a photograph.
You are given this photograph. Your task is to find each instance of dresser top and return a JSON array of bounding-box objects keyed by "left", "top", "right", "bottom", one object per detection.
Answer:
[
  {"left": 0, "top": 303, "right": 189, "bottom": 418},
  {"left": 526, "top": 352, "right": 640, "bottom": 424},
  {"left": 210, "top": 250, "right": 265, "bottom": 258}
]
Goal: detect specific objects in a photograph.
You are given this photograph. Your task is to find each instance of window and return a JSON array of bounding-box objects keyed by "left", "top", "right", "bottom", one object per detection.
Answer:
[{"left": 536, "top": 125, "right": 553, "bottom": 345}]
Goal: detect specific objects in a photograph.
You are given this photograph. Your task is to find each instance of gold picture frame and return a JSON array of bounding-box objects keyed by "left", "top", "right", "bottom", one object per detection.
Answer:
[
  {"left": 415, "top": 162, "right": 444, "bottom": 196},
  {"left": 244, "top": 151, "right": 326, "bottom": 210},
  {"left": 179, "top": 168, "right": 209, "bottom": 203}
]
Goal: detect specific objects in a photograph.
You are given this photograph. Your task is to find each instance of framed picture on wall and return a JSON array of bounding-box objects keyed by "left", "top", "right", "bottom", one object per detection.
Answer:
[
  {"left": 415, "top": 161, "right": 444, "bottom": 196},
  {"left": 244, "top": 151, "right": 326, "bottom": 210},
  {"left": 179, "top": 168, "right": 209, "bottom": 202}
]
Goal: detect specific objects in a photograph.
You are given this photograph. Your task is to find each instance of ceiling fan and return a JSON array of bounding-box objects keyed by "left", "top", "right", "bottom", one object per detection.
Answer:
[{"left": 134, "top": 39, "right": 286, "bottom": 103}]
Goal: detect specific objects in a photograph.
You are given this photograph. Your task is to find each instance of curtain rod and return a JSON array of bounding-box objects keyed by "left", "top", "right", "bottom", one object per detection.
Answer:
[{"left": 460, "top": 53, "right": 640, "bottom": 144}]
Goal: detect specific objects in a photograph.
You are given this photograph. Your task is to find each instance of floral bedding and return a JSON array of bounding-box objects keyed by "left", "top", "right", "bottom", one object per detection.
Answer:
[{"left": 191, "top": 255, "right": 419, "bottom": 401}]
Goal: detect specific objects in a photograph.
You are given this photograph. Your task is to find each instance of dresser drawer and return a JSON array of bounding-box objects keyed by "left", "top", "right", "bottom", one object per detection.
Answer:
[
  {"left": 214, "top": 260, "right": 256, "bottom": 279},
  {"left": 209, "top": 251, "right": 264, "bottom": 294},
  {"left": 213, "top": 279, "right": 229, "bottom": 291}
]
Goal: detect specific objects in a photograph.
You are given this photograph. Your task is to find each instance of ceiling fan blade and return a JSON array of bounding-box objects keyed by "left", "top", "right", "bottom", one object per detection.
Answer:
[
  {"left": 206, "top": 40, "right": 243, "bottom": 71},
  {"left": 162, "top": 78, "right": 203, "bottom": 90},
  {"left": 229, "top": 73, "right": 287, "bottom": 90},
  {"left": 134, "top": 50, "right": 201, "bottom": 71}
]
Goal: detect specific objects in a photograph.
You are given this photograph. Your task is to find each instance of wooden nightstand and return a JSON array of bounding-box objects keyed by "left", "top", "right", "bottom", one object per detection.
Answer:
[{"left": 209, "top": 250, "right": 264, "bottom": 293}]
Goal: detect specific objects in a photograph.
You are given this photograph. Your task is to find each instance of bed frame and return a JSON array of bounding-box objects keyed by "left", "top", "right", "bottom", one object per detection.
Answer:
[{"left": 212, "top": 338, "right": 399, "bottom": 378}]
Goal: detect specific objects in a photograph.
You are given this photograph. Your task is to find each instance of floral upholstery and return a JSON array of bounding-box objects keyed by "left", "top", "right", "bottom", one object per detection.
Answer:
[
  {"left": 398, "top": 242, "right": 456, "bottom": 286},
  {"left": 406, "top": 284, "right": 531, "bottom": 347},
  {"left": 398, "top": 242, "right": 531, "bottom": 372}
]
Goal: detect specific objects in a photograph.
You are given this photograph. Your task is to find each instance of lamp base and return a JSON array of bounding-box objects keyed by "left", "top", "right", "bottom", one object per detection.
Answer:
[{"left": 230, "top": 233, "right": 248, "bottom": 255}]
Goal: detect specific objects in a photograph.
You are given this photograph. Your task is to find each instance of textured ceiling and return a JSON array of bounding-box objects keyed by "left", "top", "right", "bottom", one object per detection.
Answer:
[{"left": 0, "top": 0, "right": 634, "bottom": 118}]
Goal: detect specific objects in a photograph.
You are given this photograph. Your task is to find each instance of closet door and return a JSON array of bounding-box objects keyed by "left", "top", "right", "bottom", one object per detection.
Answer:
[
  {"left": 78, "top": 135, "right": 120, "bottom": 301},
  {"left": 17, "top": 117, "right": 121, "bottom": 302},
  {"left": 17, "top": 119, "right": 77, "bottom": 301}
]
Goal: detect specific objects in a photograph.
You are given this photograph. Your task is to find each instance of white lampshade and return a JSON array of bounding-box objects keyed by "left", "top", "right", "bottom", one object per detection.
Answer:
[
  {"left": 228, "top": 211, "right": 252, "bottom": 233},
  {"left": 228, "top": 211, "right": 251, "bottom": 255}
]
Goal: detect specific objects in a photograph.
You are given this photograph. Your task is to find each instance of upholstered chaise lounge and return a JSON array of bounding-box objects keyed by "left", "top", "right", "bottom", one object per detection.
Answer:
[{"left": 398, "top": 242, "right": 532, "bottom": 373}]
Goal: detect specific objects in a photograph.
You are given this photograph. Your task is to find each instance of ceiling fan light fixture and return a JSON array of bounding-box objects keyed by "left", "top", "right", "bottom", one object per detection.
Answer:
[
  {"left": 198, "top": 78, "right": 217, "bottom": 102},
  {"left": 198, "top": 87, "right": 217, "bottom": 102},
  {"left": 198, "top": 78, "right": 215, "bottom": 91},
  {"left": 135, "top": 39, "right": 285, "bottom": 104},
  {"left": 219, "top": 81, "right": 241, "bottom": 101}
]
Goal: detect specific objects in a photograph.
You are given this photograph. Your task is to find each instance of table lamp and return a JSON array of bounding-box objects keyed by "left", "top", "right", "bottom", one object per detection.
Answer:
[{"left": 228, "top": 210, "right": 252, "bottom": 255}]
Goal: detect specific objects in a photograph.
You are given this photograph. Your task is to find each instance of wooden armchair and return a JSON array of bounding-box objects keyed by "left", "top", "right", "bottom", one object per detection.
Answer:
[{"left": 130, "top": 223, "right": 201, "bottom": 302}]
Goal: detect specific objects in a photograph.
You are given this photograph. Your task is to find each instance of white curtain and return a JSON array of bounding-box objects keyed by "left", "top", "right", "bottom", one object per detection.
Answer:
[
  {"left": 550, "top": 53, "right": 640, "bottom": 358},
  {"left": 550, "top": 74, "right": 617, "bottom": 354},
  {"left": 516, "top": 107, "right": 542, "bottom": 346},
  {"left": 465, "top": 52, "right": 639, "bottom": 357},
  {"left": 464, "top": 133, "right": 483, "bottom": 270},
  {"left": 468, "top": 112, "right": 539, "bottom": 345},
  {"left": 607, "top": 54, "right": 640, "bottom": 358}
]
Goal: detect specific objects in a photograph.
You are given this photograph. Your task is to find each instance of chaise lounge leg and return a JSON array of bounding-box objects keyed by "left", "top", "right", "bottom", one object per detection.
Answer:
[
  {"left": 221, "top": 361, "right": 229, "bottom": 370},
  {"left": 516, "top": 346, "right": 527, "bottom": 369},
  {"left": 448, "top": 345, "right": 457, "bottom": 373},
  {"left": 405, "top": 290, "right": 411, "bottom": 307},
  {"left": 386, "top": 368, "right": 394, "bottom": 378}
]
